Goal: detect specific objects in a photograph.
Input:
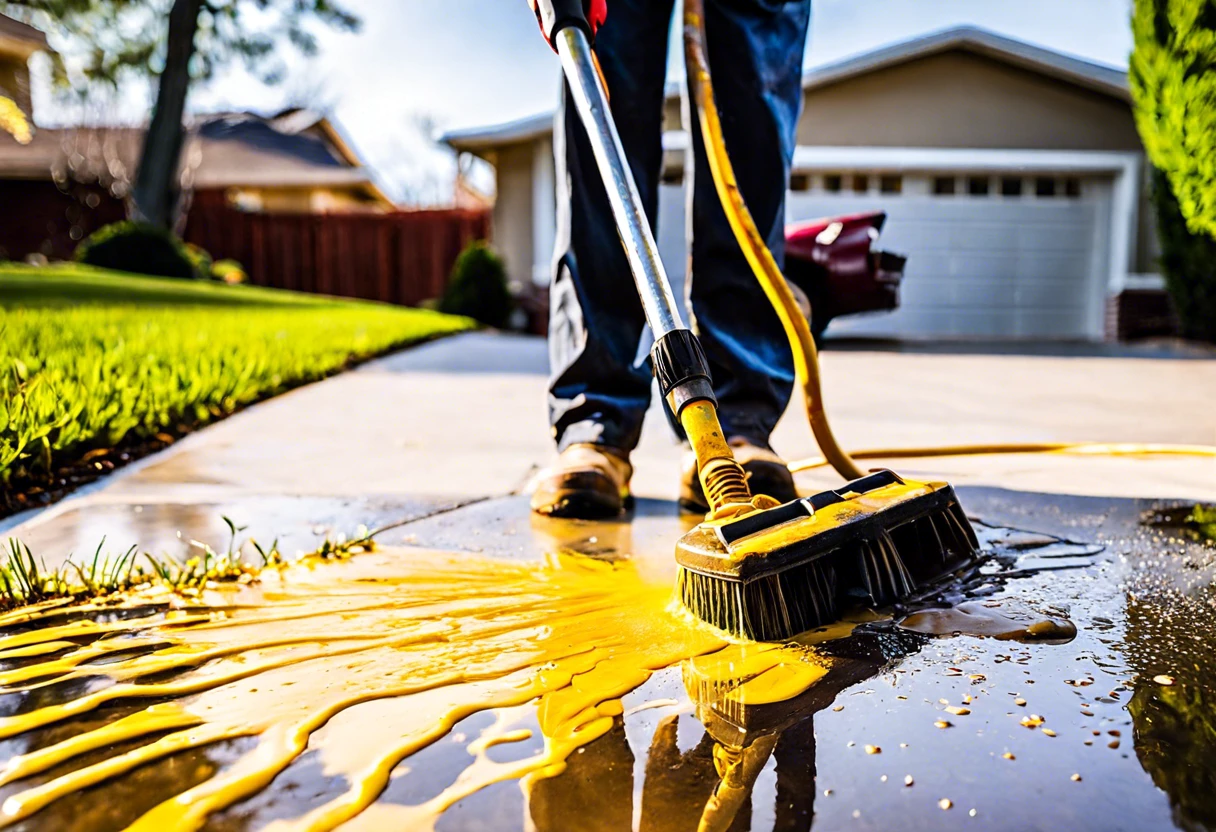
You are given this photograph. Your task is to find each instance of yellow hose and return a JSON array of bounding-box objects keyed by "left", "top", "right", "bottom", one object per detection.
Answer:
[
  {"left": 789, "top": 443, "right": 1216, "bottom": 473},
  {"left": 683, "top": 1, "right": 864, "bottom": 481},
  {"left": 681, "top": 3, "right": 1216, "bottom": 480}
]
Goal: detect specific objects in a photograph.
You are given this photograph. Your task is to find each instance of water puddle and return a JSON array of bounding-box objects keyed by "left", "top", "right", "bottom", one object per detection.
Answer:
[
  {"left": 898, "top": 599, "right": 1078, "bottom": 643},
  {"left": 0, "top": 493, "right": 1209, "bottom": 830}
]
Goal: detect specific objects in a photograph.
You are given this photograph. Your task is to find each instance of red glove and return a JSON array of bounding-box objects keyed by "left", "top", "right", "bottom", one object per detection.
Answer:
[
  {"left": 588, "top": 0, "right": 607, "bottom": 33},
  {"left": 529, "top": 0, "right": 607, "bottom": 49}
]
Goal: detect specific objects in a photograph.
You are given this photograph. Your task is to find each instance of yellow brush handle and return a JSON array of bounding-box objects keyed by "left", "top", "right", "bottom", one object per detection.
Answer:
[{"left": 680, "top": 400, "right": 755, "bottom": 514}]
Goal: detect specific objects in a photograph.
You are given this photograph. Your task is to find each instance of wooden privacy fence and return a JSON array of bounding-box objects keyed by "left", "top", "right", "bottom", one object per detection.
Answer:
[{"left": 183, "top": 204, "right": 491, "bottom": 306}]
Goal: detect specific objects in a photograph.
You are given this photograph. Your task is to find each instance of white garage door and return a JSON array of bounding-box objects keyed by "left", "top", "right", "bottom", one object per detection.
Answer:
[{"left": 657, "top": 172, "right": 1110, "bottom": 339}]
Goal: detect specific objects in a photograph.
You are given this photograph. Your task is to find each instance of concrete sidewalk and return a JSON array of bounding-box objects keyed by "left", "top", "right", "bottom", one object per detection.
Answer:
[{"left": 7, "top": 331, "right": 1214, "bottom": 561}]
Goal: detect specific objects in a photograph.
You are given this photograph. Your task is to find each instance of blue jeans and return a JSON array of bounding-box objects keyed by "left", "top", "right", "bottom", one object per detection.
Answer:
[{"left": 548, "top": 0, "right": 810, "bottom": 453}]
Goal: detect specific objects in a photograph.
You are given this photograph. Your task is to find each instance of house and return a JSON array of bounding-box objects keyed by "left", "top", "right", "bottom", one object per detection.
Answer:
[
  {"left": 0, "top": 13, "right": 44, "bottom": 124},
  {"left": 0, "top": 107, "right": 395, "bottom": 260},
  {"left": 0, "top": 13, "right": 395, "bottom": 259},
  {"left": 444, "top": 26, "right": 1166, "bottom": 341},
  {"left": 185, "top": 109, "right": 394, "bottom": 214}
]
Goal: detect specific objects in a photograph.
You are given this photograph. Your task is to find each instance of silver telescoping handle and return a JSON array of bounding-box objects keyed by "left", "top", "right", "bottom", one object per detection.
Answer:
[{"left": 555, "top": 25, "right": 685, "bottom": 339}]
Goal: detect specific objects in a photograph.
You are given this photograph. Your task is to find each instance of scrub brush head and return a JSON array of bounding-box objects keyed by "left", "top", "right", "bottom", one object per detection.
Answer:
[{"left": 675, "top": 470, "right": 980, "bottom": 641}]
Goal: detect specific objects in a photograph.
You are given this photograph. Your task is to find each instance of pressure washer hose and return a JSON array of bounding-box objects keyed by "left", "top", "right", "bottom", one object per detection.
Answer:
[
  {"left": 680, "top": 1, "right": 1216, "bottom": 481},
  {"left": 683, "top": 1, "right": 864, "bottom": 482}
]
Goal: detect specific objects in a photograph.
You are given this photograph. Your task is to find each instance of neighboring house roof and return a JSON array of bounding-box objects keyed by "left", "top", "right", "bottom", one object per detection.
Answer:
[
  {"left": 442, "top": 25, "right": 1130, "bottom": 152},
  {"left": 189, "top": 111, "right": 391, "bottom": 204},
  {"left": 0, "top": 125, "right": 141, "bottom": 181},
  {"left": 0, "top": 13, "right": 47, "bottom": 60},
  {"left": 0, "top": 110, "right": 394, "bottom": 207}
]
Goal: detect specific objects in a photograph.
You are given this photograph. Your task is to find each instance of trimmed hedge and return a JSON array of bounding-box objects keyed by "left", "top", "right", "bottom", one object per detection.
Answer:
[
  {"left": 75, "top": 221, "right": 202, "bottom": 279},
  {"left": 1131, "top": 0, "right": 1216, "bottom": 238},
  {"left": 1151, "top": 168, "right": 1216, "bottom": 342},
  {"left": 439, "top": 241, "right": 512, "bottom": 329}
]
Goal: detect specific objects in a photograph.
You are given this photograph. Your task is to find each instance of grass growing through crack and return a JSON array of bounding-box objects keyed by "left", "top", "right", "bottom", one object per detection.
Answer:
[
  {"left": 0, "top": 264, "right": 474, "bottom": 490},
  {"left": 0, "top": 516, "right": 379, "bottom": 612}
]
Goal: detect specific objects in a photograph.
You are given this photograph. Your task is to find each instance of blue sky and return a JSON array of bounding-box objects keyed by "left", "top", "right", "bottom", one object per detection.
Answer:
[{"left": 55, "top": 0, "right": 1137, "bottom": 203}]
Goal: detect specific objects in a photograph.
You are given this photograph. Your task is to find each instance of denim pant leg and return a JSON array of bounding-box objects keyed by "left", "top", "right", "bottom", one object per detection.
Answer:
[
  {"left": 686, "top": 0, "right": 810, "bottom": 445},
  {"left": 548, "top": 0, "right": 676, "bottom": 453}
]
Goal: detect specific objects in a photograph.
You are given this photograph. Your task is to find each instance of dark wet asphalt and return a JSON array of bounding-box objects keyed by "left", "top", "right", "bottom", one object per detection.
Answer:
[
  {"left": 1, "top": 485, "right": 1212, "bottom": 831},
  {"left": 374, "top": 488, "right": 1216, "bottom": 832}
]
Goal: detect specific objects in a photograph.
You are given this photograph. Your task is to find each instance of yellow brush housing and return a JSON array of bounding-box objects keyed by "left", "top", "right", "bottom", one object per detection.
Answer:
[{"left": 675, "top": 470, "right": 979, "bottom": 641}]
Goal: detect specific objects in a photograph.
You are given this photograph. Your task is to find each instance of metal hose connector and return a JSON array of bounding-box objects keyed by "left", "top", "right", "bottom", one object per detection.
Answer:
[
  {"left": 700, "top": 456, "right": 752, "bottom": 511},
  {"left": 678, "top": 400, "right": 757, "bottom": 515}
]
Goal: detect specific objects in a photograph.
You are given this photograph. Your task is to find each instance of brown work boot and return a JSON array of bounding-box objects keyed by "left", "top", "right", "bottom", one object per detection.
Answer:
[
  {"left": 680, "top": 437, "right": 798, "bottom": 513},
  {"left": 530, "top": 444, "right": 633, "bottom": 519}
]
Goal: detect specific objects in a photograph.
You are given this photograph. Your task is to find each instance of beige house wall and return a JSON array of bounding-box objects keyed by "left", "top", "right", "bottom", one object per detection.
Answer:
[
  {"left": 660, "top": 52, "right": 1141, "bottom": 153},
  {"left": 794, "top": 52, "right": 1141, "bottom": 151},
  {"left": 491, "top": 143, "right": 536, "bottom": 288}
]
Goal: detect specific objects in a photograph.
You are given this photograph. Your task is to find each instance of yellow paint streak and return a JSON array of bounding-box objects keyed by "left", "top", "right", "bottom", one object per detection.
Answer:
[
  {"left": 684, "top": 641, "right": 829, "bottom": 709},
  {"left": 0, "top": 640, "right": 79, "bottom": 661},
  {"left": 0, "top": 546, "right": 835, "bottom": 831},
  {"left": 0, "top": 703, "right": 202, "bottom": 787}
]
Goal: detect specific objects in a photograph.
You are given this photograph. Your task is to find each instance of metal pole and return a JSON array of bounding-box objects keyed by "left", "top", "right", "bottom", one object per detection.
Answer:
[{"left": 555, "top": 25, "right": 685, "bottom": 339}]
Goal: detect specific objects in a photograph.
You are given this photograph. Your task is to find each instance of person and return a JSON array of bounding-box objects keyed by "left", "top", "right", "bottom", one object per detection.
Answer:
[{"left": 531, "top": 0, "right": 811, "bottom": 519}]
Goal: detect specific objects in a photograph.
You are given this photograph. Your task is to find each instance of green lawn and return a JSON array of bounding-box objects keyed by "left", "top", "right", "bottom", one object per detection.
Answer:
[{"left": 0, "top": 263, "right": 474, "bottom": 491}]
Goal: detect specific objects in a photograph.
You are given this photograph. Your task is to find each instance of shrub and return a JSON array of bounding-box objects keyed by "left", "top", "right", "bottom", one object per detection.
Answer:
[
  {"left": 439, "top": 241, "right": 512, "bottom": 328},
  {"left": 211, "top": 259, "right": 248, "bottom": 284},
  {"left": 1130, "top": 0, "right": 1216, "bottom": 237},
  {"left": 184, "top": 242, "right": 213, "bottom": 280},
  {"left": 1151, "top": 168, "right": 1216, "bottom": 342},
  {"left": 75, "top": 221, "right": 202, "bottom": 280}
]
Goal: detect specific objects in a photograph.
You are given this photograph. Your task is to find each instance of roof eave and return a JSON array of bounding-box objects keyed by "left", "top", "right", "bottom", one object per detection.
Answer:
[
  {"left": 800, "top": 26, "right": 1130, "bottom": 102},
  {"left": 441, "top": 113, "right": 555, "bottom": 154},
  {"left": 313, "top": 117, "right": 369, "bottom": 169},
  {"left": 0, "top": 35, "right": 45, "bottom": 61}
]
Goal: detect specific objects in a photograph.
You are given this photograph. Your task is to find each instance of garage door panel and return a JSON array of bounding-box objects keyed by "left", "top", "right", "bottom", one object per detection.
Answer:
[
  {"left": 878, "top": 221, "right": 1017, "bottom": 252},
  {"left": 1015, "top": 218, "right": 1096, "bottom": 250},
  {"left": 1014, "top": 309, "right": 1089, "bottom": 338},
  {"left": 904, "top": 277, "right": 1018, "bottom": 307},
  {"left": 909, "top": 253, "right": 1020, "bottom": 284},
  {"left": 887, "top": 218, "right": 1095, "bottom": 253},
  {"left": 785, "top": 177, "right": 1107, "bottom": 339},
  {"left": 667, "top": 175, "right": 1108, "bottom": 339},
  {"left": 1016, "top": 253, "right": 1094, "bottom": 285},
  {"left": 888, "top": 307, "right": 1022, "bottom": 337},
  {"left": 1015, "top": 281, "right": 1084, "bottom": 307}
]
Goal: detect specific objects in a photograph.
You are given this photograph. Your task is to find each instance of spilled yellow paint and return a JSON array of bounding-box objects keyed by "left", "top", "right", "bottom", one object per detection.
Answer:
[{"left": 0, "top": 545, "right": 831, "bottom": 831}]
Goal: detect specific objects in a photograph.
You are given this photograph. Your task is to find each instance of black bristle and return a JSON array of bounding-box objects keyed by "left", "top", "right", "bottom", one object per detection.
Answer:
[
  {"left": 678, "top": 499, "right": 981, "bottom": 642},
  {"left": 677, "top": 558, "right": 838, "bottom": 642}
]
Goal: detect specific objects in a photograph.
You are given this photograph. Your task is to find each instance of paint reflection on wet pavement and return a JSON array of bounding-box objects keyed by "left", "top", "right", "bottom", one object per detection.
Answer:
[{"left": 0, "top": 489, "right": 1211, "bottom": 831}]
